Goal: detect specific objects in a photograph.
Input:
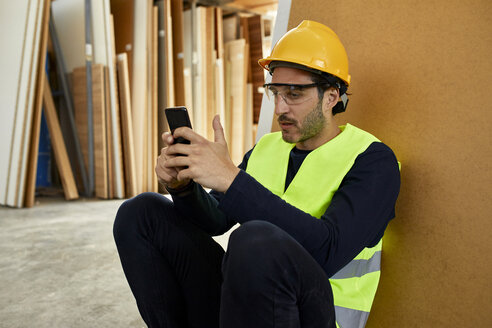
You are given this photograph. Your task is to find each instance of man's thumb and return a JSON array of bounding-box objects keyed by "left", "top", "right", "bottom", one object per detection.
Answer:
[{"left": 213, "top": 115, "right": 226, "bottom": 144}]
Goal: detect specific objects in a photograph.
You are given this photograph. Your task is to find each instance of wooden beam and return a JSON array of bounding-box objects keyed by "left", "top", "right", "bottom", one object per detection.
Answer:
[
  {"left": 24, "top": 0, "right": 51, "bottom": 207},
  {"left": 171, "top": 0, "right": 186, "bottom": 106},
  {"left": 43, "top": 75, "right": 79, "bottom": 200},
  {"left": 116, "top": 53, "right": 137, "bottom": 198},
  {"left": 72, "top": 64, "right": 109, "bottom": 199}
]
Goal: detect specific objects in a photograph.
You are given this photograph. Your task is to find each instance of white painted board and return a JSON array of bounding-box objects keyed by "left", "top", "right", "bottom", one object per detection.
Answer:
[
  {"left": 131, "top": 0, "right": 149, "bottom": 193},
  {"left": 51, "top": 0, "right": 85, "bottom": 73},
  {"left": 0, "top": 0, "right": 45, "bottom": 207},
  {"left": 256, "top": 0, "right": 292, "bottom": 141}
]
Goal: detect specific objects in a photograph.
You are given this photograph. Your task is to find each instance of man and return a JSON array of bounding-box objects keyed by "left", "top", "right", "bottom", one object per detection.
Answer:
[{"left": 114, "top": 20, "right": 400, "bottom": 328}]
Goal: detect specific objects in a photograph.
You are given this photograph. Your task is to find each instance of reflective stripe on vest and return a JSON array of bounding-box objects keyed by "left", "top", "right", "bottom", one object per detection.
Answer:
[
  {"left": 334, "top": 306, "right": 370, "bottom": 328},
  {"left": 245, "top": 124, "right": 382, "bottom": 327}
]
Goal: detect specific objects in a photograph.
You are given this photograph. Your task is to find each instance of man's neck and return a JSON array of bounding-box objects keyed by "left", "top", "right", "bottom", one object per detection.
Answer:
[{"left": 295, "top": 124, "right": 341, "bottom": 150}]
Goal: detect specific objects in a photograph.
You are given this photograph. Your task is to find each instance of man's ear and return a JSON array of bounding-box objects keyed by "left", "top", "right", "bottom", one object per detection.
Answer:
[{"left": 323, "top": 87, "right": 340, "bottom": 111}]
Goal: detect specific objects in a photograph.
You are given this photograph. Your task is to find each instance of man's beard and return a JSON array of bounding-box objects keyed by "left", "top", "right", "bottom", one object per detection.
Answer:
[{"left": 278, "top": 100, "right": 326, "bottom": 144}]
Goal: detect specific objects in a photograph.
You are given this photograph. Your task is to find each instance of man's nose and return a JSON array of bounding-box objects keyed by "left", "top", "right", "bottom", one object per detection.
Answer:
[{"left": 274, "top": 95, "right": 289, "bottom": 115}]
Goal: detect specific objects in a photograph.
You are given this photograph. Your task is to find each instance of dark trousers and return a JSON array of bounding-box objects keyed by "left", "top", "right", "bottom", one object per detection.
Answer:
[{"left": 113, "top": 192, "right": 335, "bottom": 328}]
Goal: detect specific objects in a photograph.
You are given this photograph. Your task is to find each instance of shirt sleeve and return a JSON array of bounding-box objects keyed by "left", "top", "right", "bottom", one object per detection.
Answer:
[
  {"left": 168, "top": 148, "right": 254, "bottom": 236},
  {"left": 217, "top": 142, "right": 400, "bottom": 277}
]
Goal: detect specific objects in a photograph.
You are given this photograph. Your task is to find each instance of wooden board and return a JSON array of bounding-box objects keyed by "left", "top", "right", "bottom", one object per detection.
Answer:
[
  {"left": 1, "top": 0, "right": 46, "bottom": 207},
  {"left": 244, "top": 83, "right": 254, "bottom": 152},
  {"left": 16, "top": 0, "right": 46, "bottom": 207},
  {"left": 131, "top": 0, "right": 149, "bottom": 193},
  {"left": 164, "top": 0, "right": 175, "bottom": 108},
  {"left": 183, "top": 9, "right": 195, "bottom": 126},
  {"left": 170, "top": 0, "right": 186, "bottom": 106},
  {"left": 287, "top": 0, "right": 492, "bottom": 326},
  {"left": 225, "top": 39, "right": 247, "bottom": 165},
  {"left": 192, "top": 7, "right": 204, "bottom": 136},
  {"left": 104, "top": 2, "right": 124, "bottom": 198},
  {"left": 246, "top": 15, "right": 264, "bottom": 123},
  {"left": 214, "top": 8, "right": 226, "bottom": 132},
  {"left": 239, "top": 16, "right": 251, "bottom": 82},
  {"left": 92, "top": 65, "right": 109, "bottom": 199},
  {"left": 222, "top": 14, "right": 239, "bottom": 43},
  {"left": 24, "top": 0, "right": 51, "bottom": 208},
  {"left": 51, "top": 0, "right": 85, "bottom": 74},
  {"left": 256, "top": 0, "right": 291, "bottom": 141},
  {"left": 204, "top": 6, "right": 215, "bottom": 140},
  {"left": 116, "top": 53, "right": 137, "bottom": 198},
  {"left": 72, "top": 65, "right": 109, "bottom": 199},
  {"left": 92, "top": 0, "right": 108, "bottom": 66},
  {"left": 149, "top": 6, "right": 159, "bottom": 193},
  {"left": 104, "top": 66, "right": 115, "bottom": 198},
  {"left": 43, "top": 75, "right": 79, "bottom": 200},
  {"left": 110, "top": 0, "right": 134, "bottom": 88},
  {"left": 157, "top": 1, "right": 168, "bottom": 153}
]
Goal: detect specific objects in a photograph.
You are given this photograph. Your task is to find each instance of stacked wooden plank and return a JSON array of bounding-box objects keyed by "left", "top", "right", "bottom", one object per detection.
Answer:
[
  {"left": 0, "top": 0, "right": 273, "bottom": 207},
  {"left": 51, "top": 0, "right": 125, "bottom": 199},
  {"left": 0, "top": 0, "right": 49, "bottom": 207}
]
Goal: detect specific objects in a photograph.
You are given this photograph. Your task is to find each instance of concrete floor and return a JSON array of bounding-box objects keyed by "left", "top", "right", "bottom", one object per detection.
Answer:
[{"left": 0, "top": 196, "right": 232, "bottom": 328}]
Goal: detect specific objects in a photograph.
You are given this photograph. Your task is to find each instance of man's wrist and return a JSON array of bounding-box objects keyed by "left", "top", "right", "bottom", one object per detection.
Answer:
[
  {"left": 220, "top": 167, "right": 241, "bottom": 193},
  {"left": 165, "top": 180, "right": 194, "bottom": 196}
]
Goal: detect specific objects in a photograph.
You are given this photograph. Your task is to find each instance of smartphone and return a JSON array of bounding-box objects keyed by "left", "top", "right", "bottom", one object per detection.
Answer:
[{"left": 164, "top": 106, "right": 192, "bottom": 144}]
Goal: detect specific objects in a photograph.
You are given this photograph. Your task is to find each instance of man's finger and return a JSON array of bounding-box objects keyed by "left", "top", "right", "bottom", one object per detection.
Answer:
[
  {"left": 166, "top": 143, "right": 190, "bottom": 156},
  {"left": 165, "top": 155, "right": 190, "bottom": 169},
  {"left": 173, "top": 127, "right": 202, "bottom": 144},
  {"left": 162, "top": 132, "right": 173, "bottom": 146},
  {"left": 212, "top": 115, "right": 226, "bottom": 144}
]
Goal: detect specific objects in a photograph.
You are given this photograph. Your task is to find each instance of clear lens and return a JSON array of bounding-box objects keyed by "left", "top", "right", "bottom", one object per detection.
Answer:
[{"left": 264, "top": 83, "right": 318, "bottom": 105}]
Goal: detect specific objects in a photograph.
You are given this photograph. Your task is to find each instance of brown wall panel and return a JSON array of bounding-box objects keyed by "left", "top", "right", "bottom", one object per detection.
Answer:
[{"left": 288, "top": 0, "right": 492, "bottom": 325}]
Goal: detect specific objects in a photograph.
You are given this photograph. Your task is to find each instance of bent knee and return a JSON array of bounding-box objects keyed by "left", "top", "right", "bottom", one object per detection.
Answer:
[
  {"left": 113, "top": 192, "right": 172, "bottom": 242},
  {"left": 227, "top": 221, "right": 290, "bottom": 257}
]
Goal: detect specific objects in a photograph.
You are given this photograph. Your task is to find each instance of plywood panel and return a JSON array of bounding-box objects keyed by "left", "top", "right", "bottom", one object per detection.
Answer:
[
  {"left": 204, "top": 7, "right": 215, "bottom": 140},
  {"left": 192, "top": 6, "right": 206, "bottom": 136},
  {"left": 131, "top": 0, "right": 149, "bottom": 193},
  {"left": 24, "top": 0, "right": 51, "bottom": 208},
  {"left": 214, "top": 8, "right": 226, "bottom": 130},
  {"left": 170, "top": 0, "right": 185, "bottom": 106},
  {"left": 0, "top": 1, "right": 32, "bottom": 206},
  {"left": 4, "top": 0, "right": 46, "bottom": 207},
  {"left": 163, "top": 0, "right": 175, "bottom": 107},
  {"left": 51, "top": 0, "right": 85, "bottom": 74},
  {"left": 157, "top": 1, "right": 169, "bottom": 155},
  {"left": 225, "top": 39, "right": 247, "bottom": 165},
  {"left": 104, "top": 2, "right": 125, "bottom": 198},
  {"left": 72, "top": 65, "right": 108, "bottom": 199},
  {"left": 116, "top": 53, "right": 137, "bottom": 198},
  {"left": 149, "top": 6, "right": 159, "bottom": 193},
  {"left": 246, "top": 15, "right": 264, "bottom": 123},
  {"left": 92, "top": 65, "right": 109, "bottom": 199},
  {"left": 104, "top": 67, "right": 115, "bottom": 198},
  {"left": 92, "top": 0, "right": 108, "bottom": 65},
  {"left": 288, "top": 0, "right": 492, "bottom": 325},
  {"left": 244, "top": 83, "right": 254, "bottom": 151},
  {"left": 111, "top": 0, "right": 134, "bottom": 87}
]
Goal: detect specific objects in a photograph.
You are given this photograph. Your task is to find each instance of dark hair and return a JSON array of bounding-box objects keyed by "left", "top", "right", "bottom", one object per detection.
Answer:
[{"left": 309, "top": 72, "right": 348, "bottom": 115}]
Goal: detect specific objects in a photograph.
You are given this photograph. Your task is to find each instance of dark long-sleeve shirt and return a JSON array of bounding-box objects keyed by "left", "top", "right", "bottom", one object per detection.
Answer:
[{"left": 170, "top": 141, "right": 400, "bottom": 277}]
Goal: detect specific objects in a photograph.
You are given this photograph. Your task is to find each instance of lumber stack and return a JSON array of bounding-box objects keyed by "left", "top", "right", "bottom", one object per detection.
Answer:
[{"left": 0, "top": 0, "right": 273, "bottom": 208}]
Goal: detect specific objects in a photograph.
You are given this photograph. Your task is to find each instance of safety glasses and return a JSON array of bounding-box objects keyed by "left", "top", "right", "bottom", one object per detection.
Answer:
[{"left": 262, "top": 83, "right": 328, "bottom": 105}]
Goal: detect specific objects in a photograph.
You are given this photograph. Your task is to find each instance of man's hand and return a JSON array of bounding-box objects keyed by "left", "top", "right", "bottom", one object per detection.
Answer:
[
  {"left": 155, "top": 132, "right": 191, "bottom": 190},
  {"left": 164, "top": 115, "right": 240, "bottom": 193}
]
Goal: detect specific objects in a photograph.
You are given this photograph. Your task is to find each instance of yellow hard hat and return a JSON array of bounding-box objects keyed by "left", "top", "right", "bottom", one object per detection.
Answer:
[{"left": 259, "top": 20, "right": 351, "bottom": 86}]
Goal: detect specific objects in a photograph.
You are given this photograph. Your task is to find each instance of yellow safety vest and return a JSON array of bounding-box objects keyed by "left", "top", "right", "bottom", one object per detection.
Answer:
[{"left": 245, "top": 124, "right": 383, "bottom": 328}]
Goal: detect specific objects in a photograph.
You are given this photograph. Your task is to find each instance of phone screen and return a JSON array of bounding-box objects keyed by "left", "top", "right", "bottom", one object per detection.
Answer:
[{"left": 164, "top": 106, "right": 192, "bottom": 144}]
